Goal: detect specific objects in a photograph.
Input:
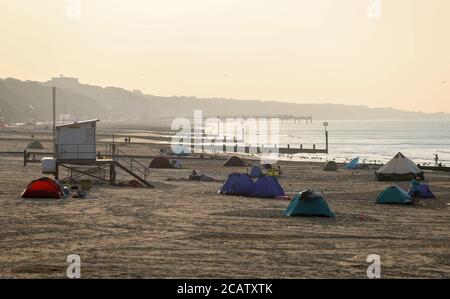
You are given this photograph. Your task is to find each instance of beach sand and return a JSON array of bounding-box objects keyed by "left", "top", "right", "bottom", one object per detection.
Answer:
[{"left": 0, "top": 131, "right": 449, "bottom": 278}]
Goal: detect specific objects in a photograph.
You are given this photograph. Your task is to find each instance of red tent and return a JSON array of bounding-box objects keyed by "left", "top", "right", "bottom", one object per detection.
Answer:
[{"left": 21, "top": 177, "right": 63, "bottom": 199}]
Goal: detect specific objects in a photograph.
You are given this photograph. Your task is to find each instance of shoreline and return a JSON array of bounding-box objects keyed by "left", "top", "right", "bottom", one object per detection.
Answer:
[{"left": 0, "top": 128, "right": 448, "bottom": 166}]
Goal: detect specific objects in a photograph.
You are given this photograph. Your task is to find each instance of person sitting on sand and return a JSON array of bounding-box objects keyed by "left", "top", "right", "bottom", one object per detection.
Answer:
[{"left": 189, "top": 170, "right": 201, "bottom": 181}]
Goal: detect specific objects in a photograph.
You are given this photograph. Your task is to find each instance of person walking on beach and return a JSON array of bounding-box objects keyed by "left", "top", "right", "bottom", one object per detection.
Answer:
[{"left": 434, "top": 153, "right": 439, "bottom": 165}]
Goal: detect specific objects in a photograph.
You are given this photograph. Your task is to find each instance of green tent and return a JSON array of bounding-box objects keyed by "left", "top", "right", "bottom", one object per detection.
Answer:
[
  {"left": 27, "top": 140, "right": 44, "bottom": 150},
  {"left": 375, "top": 186, "right": 412, "bottom": 205},
  {"left": 323, "top": 161, "right": 338, "bottom": 171},
  {"left": 284, "top": 190, "right": 335, "bottom": 218}
]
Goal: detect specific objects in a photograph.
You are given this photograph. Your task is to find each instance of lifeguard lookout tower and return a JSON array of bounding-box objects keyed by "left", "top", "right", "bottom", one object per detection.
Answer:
[
  {"left": 56, "top": 119, "right": 99, "bottom": 162},
  {"left": 52, "top": 119, "right": 152, "bottom": 187}
]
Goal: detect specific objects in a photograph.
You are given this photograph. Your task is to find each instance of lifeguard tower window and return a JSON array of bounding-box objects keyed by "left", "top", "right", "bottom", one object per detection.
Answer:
[{"left": 56, "top": 119, "right": 99, "bottom": 161}]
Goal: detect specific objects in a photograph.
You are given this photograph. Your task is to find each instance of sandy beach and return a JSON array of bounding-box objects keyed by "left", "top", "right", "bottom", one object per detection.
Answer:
[{"left": 0, "top": 130, "right": 449, "bottom": 279}]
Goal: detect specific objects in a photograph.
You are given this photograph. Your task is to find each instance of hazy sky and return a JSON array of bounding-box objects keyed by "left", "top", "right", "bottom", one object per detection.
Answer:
[{"left": 1, "top": 0, "right": 449, "bottom": 113}]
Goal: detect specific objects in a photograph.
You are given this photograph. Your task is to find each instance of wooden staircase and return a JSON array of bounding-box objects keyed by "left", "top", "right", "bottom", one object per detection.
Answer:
[{"left": 112, "top": 145, "right": 154, "bottom": 188}]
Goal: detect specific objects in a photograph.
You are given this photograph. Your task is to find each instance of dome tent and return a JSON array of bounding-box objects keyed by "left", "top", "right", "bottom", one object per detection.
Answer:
[
  {"left": 149, "top": 156, "right": 175, "bottom": 169},
  {"left": 249, "top": 166, "right": 264, "bottom": 178},
  {"left": 224, "top": 156, "right": 250, "bottom": 167},
  {"left": 376, "top": 153, "right": 424, "bottom": 181},
  {"left": 284, "top": 190, "right": 334, "bottom": 218},
  {"left": 27, "top": 140, "right": 44, "bottom": 150},
  {"left": 219, "top": 173, "right": 254, "bottom": 196},
  {"left": 21, "top": 177, "right": 63, "bottom": 199},
  {"left": 375, "top": 186, "right": 412, "bottom": 205},
  {"left": 250, "top": 176, "right": 285, "bottom": 198},
  {"left": 345, "top": 157, "right": 360, "bottom": 169},
  {"left": 323, "top": 161, "right": 338, "bottom": 171},
  {"left": 408, "top": 184, "right": 436, "bottom": 199}
]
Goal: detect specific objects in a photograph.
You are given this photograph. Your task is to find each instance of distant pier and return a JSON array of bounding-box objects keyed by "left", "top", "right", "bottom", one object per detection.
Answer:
[
  {"left": 209, "top": 115, "right": 313, "bottom": 124},
  {"left": 277, "top": 115, "right": 313, "bottom": 124}
]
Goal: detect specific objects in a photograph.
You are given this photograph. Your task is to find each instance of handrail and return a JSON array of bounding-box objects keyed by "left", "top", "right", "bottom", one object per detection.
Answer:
[
  {"left": 112, "top": 145, "right": 149, "bottom": 181},
  {"left": 115, "top": 147, "right": 148, "bottom": 170},
  {"left": 57, "top": 143, "right": 151, "bottom": 183}
]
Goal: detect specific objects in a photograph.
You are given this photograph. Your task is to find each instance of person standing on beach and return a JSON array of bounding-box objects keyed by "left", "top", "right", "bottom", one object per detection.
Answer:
[
  {"left": 434, "top": 153, "right": 439, "bottom": 165},
  {"left": 410, "top": 177, "right": 421, "bottom": 202}
]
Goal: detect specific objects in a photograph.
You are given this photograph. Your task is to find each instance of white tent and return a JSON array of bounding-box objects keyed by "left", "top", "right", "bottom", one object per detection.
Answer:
[{"left": 376, "top": 152, "right": 424, "bottom": 181}]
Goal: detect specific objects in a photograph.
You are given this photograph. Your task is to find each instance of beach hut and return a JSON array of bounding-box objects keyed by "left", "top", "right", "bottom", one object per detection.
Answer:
[
  {"left": 56, "top": 119, "right": 99, "bottom": 161},
  {"left": 345, "top": 158, "right": 360, "bottom": 169},
  {"left": 27, "top": 140, "right": 44, "bottom": 150},
  {"left": 21, "top": 177, "right": 63, "bottom": 199},
  {"left": 224, "top": 156, "right": 249, "bottom": 167},
  {"left": 284, "top": 190, "right": 334, "bottom": 218},
  {"left": 250, "top": 176, "right": 285, "bottom": 198},
  {"left": 323, "top": 161, "right": 338, "bottom": 171},
  {"left": 249, "top": 166, "right": 264, "bottom": 178},
  {"left": 219, "top": 173, "right": 253, "bottom": 196},
  {"left": 375, "top": 186, "right": 412, "bottom": 205},
  {"left": 149, "top": 156, "right": 175, "bottom": 169},
  {"left": 376, "top": 153, "right": 424, "bottom": 181}
]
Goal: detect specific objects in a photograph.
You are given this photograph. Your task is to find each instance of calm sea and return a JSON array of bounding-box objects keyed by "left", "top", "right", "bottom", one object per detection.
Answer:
[{"left": 279, "top": 119, "right": 450, "bottom": 165}]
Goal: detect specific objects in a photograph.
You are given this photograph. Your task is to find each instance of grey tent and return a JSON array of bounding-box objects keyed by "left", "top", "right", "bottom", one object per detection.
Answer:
[
  {"left": 376, "top": 152, "right": 424, "bottom": 181},
  {"left": 27, "top": 140, "right": 44, "bottom": 150},
  {"left": 149, "top": 156, "right": 175, "bottom": 169},
  {"left": 323, "top": 161, "right": 338, "bottom": 171},
  {"left": 224, "top": 156, "right": 250, "bottom": 167}
]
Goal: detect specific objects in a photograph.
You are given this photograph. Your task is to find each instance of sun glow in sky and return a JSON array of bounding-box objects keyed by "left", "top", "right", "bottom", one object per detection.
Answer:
[{"left": 1, "top": 0, "right": 449, "bottom": 112}]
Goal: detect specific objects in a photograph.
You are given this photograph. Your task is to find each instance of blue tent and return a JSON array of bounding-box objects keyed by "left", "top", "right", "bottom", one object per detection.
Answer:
[
  {"left": 376, "top": 186, "right": 412, "bottom": 205},
  {"left": 345, "top": 157, "right": 360, "bottom": 169},
  {"left": 249, "top": 166, "right": 264, "bottom": 178},
  {"left": 219, "top": 173, "right": 253, "bottom": 196},
  {"left": 284, "top": 190, "right": 334, "bottom": 218},
  {"left": 408, "top": 184, "right": 436, "bottom": 199},
  {"left": 250, "top": 176, "right": 285, "bottom": 198}
]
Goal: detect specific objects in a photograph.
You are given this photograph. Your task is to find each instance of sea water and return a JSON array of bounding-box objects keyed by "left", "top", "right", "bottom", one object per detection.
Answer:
[{"left": 279, "top": 119, "right": 450, "bottom": 165}]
